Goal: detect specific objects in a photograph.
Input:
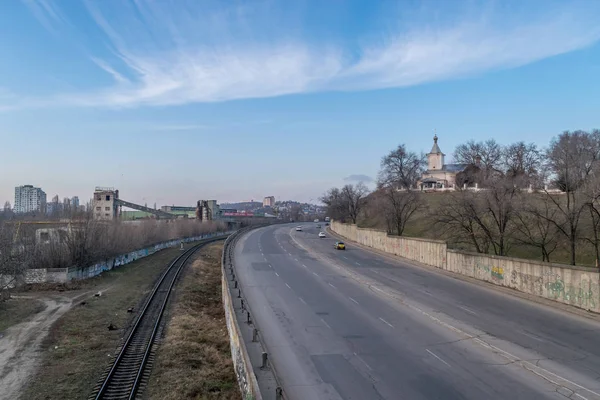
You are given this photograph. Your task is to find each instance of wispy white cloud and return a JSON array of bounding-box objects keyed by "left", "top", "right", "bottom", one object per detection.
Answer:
[
  {"left": 13, "top": 0, "right": 600, "bottom": 109},
  {"left": 90, "top": 57, "right": 129, "bottom": 84},
  {"left": 21, "top": 0, "right": 69, "bottom": 34}
]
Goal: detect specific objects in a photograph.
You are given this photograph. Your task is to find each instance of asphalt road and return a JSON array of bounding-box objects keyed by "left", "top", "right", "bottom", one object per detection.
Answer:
[{"left": 234, "top": 223, "right": 600, "bottom": 400}]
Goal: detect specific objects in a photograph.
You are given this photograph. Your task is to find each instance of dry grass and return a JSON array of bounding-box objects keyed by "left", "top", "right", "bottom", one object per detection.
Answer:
[
  {"left": 0, "top": 297, "right": 46, "bottom": 333},
  {"left": 19, "top": 245, "right": 190, "bottom": 400},
  {"left": 360, "top": 192, "right": 599, "bottom": 266},
  {"left": 146, "top": 242, "right": 240, "bottom": 400}
]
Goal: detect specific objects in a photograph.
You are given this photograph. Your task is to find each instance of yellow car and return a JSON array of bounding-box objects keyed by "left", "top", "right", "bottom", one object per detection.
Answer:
[{"left": 334, "top": 241, "right": 346, "bottom": 250}]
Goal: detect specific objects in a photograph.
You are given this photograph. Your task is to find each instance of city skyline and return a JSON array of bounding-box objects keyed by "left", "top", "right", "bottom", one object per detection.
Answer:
[
  {"left": 1, "top": 0, "right": 600, "bottom": 205},
  {"left": 2, "top": 182, "right": 325, "bottom": 212}
]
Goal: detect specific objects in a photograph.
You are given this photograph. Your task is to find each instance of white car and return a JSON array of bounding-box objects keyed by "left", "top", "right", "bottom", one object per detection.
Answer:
[
  {"left": 318, "top": 232, "right": 326, "bottom": 238},
  {"left": 295, "top": 226, "right": 303, "bottom": 231}
]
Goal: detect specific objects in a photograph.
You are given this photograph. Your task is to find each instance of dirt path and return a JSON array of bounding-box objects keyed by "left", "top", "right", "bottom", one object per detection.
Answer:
[{"left": 0, "top": 295, "right": 73, "bottom": 400}]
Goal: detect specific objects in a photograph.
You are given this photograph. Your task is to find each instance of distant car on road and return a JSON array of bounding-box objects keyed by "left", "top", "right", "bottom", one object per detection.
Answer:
[
  {"left": 295, "top": 226, "right": 302, "bottom": 231},
  {"left": 318, "top": 232, "right": 326, "bottom": 238},
  {"left": 316, "top": 224, "right": 321, "bottom": 228},
  {"left": 314, "top": 219, "right": 319, "bottom": 223},
  {"left": 334, "top": 241, "right": 345, "bottom": 250}
]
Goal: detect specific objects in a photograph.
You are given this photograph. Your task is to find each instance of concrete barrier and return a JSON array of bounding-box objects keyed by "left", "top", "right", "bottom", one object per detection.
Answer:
[
  {"left": 64, "top": 231, "right": 234, "bottom": 282},
  {"left": 446, "top": 250, "right": 600, "bottom": 312},
  {"left": 2, "top": 231, "right": 234, "bottom": 286},
  {"left": 221, "top": 232, "right": 262, "bottom": 400},
  {"left": 331, "top": 221, "right": 600, "bottom": 313},
  {"left": 332, "top": 221, "right": 447, "bottom": 269}
]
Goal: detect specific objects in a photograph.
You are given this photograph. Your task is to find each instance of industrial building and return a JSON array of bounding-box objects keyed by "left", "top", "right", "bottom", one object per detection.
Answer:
[{"left": 93, "top": 187, "right": 119, "bottom": 220}]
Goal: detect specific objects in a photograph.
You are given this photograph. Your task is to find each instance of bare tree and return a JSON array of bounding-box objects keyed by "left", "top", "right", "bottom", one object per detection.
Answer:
[
  {"left": 436, "top": 191, "right": 490, "bottom": 253},
  {"left": 581, "top": 171, "right": 600, "bottom": 266},
  {"left": 379, "top": 187, "right": 423, "bottom": 236},
  {"left": 0, "top": 221, "right": 30, "bottom": 300},
  {"left": 454, "top": 139, "right": 503, "bottom": 174},
  {"left": 502, "top": 142, "right": 544, "bottom": 187},
  {"left": 436, "top": 176, "right": 519, "bottom": 256},
  {"left": 514, "top": 195, "right": 561, "bottom": 262},
  {"left": 290, "top": 204, "right": 303, "bottom": 222},
  {"left": 544, "top": 130, "right": 600, "bottom": 265},
  {"left": 378, "top": 144, "right": 426, "bottom": 189},
  {"left": 476, "top": 176, "right": 520, "bottom": 256},
  {"left": 341, "top": 183, "right": 369, "bottom": 224},
  {"left": 320, "top": 187, "right": 350, "bottom": 222}
]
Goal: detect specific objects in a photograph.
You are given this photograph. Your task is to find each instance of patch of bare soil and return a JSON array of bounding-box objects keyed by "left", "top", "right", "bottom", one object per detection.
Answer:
[
  {"left": 17, "top": 245, "right": 190, "bottom": 400},
  {"left": 146, "top": 243, "right": 240, "bottom": 400},
  {"left": 0, "top": 296, "right": 47, "bottom": 334},
  {"left": 0, "top": 295, "right": 71, "bottom": 400}
]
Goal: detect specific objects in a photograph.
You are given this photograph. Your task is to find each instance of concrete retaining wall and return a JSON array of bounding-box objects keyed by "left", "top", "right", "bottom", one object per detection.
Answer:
[
  {"left": 332, "top": 221, "right": 447, "bottom": 269},
  {"left": 65, "top": 231, "right": 234, "bottom": 282},
  {"left": 446, "top": 250, "right": 600, "bottom": 312},
  {"left": 221, "top": 234, "right": 262, "bottom": 400},
  {"left": 331, "top": 221, "right": 600, "bottom": 313},
  {"left": 2, "top": 231, "right": 233, "bottom": 286}
]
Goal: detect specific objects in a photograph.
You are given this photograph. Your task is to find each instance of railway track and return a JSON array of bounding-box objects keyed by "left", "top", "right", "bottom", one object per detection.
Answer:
[{"left": 93, "top": 239, "right": 221, "bottom": 400}]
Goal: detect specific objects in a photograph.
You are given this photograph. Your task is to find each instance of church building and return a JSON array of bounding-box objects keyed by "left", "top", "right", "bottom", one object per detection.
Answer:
[{"left": 419, "top": 135, "right": 468, "bottom": 190}]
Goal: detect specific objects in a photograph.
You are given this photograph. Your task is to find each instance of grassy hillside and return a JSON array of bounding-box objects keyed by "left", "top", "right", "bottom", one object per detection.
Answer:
[{"left": 358, "top": 192, "right": 597, "bottom": 267}]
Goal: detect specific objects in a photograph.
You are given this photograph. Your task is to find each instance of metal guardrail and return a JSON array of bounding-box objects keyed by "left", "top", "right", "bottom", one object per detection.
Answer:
[{"left": 222, "top": 225, "right": 285, "bottom": 400}]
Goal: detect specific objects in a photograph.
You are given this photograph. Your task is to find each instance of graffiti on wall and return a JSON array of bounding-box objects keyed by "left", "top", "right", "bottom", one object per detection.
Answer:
[
  {"left": 491, "top": 266, "right": 504, "bottom": 280},
  {"left": 545, "top": 275, "right": 598, "bottom": 309},
  {"left": 510, "top": 270, "right": 544, "bottom": 295},
  {"left": 474, "top": 262, "right": 504, "bottom": 280},
  {"left": 475, "top": 263, "right": 490, "bottom": 274}
]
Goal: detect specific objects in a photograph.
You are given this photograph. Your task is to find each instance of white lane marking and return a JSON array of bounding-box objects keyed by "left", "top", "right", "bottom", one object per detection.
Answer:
[
  {"left": 353, "top": 352, "right": 373, "bottom": 371},
  {"left": 269, "top": 264, "right": 273, "bottom": 268},
  {"left": 285, "top": 283, "right": 291, "bottom": 289},
  {"left": 349, "top": 297, "right": 359, "bottom": 305},
  {"left": 343, "top": 256, "right": 349, "bottom": 260},
  {"left": 312, "top": 272, "right": 319, "bottom": 277},
  {"left": 426, "top": 349, "right": 451, "bottom": 367},
  {"left": 574, "top": 393, "right": 589, "bottom": 400},
  {"left": 378, "top": 317, "right": 394, "bottom": 328},
  {"left": 321, "top": 318, "right": 332, "bottom": 329},
  {"left": 302, "top": 264, "right": 308, "bottom": 269},
  {"left": 275, "top": 272, "right": 280, "bottom": 277},
  {"left": 328, "top": 283, "right": 336, "bottom": 289},
  {"left": 470, "top": 331, "right": 600, "bottom": 398},
  {"left": 294, "top": 258, "right": 299, "bottom": 262},
  {"left": 290, "top": 225, "right": 600, "bottom": 397},
  {"left": 520, "top": 331, "right": 545, "bottom": 342},
  {"left": 299, "top": 297, "right": 307, "bottom": 305},
  {"left": 355, "top": 261, "right": 361, "bottom": 266},
  {"left": 459, "top": 306, "right": 477, "bottom": 316}
]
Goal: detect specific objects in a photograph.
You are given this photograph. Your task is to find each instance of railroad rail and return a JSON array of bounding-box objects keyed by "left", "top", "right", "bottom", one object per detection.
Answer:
[{"left": 93, "top": 238, "right": 223, "bottom": 400}]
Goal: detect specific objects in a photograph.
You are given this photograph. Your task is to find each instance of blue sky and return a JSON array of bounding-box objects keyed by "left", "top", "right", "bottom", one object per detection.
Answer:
[{"left": 1, "top": 0, "right": 599, "bottom": 206}]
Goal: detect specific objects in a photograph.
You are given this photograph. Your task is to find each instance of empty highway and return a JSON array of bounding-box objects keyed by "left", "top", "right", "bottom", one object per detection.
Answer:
[{"left": 234, "top": 223, "right": 600, "bottom": 400}]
